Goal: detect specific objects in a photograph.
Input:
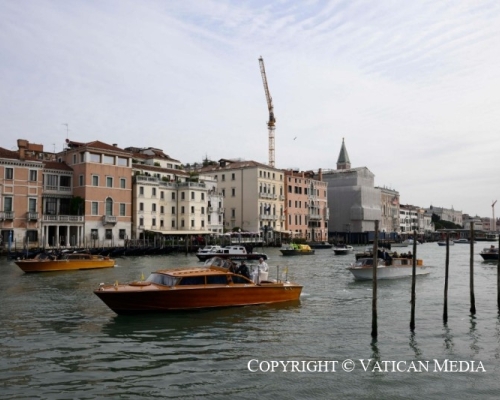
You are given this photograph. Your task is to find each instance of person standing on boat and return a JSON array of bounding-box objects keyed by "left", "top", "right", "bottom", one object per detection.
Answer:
[{"left": 258, "top": 257, "right": 269, "bottom": 273}]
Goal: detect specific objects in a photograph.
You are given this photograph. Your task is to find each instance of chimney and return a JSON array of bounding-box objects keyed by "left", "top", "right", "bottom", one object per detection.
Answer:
[
  {"left": 318, "top": 168, "right": 323, "bottom": 181},
  {"left": 17, "top": 139, "right": 28, "bottom": 160}
]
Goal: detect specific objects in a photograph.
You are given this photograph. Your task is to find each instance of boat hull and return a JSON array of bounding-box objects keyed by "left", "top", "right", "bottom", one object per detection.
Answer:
[
  {"left": 279, "top": 250, "right": 315, "bottom": 256},
  {"left": 195, "top": 253, "right": 267, "bottom": 262},
  {"left": 480, "top": 253, "right": 498, "bottom": 261},
  {"left": 15, "top": 258, "right": 115, "bottom": 272},
  {"left": 349, "top": 265, "right": 430, "bottom": 280},
  {"left": 94, "top": 283, "right": 302, "bottom": 315}
]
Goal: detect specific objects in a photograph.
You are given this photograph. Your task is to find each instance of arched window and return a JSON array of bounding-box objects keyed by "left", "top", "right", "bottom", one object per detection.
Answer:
[{"left": 106, "top": 197, "right": 113, "bottom": 216}]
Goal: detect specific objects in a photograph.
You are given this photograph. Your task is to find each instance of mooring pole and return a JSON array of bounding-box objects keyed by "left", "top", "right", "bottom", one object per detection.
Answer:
[
  {"left": 443, "top": 232, "right": 450, "bottom": 323},
  {"left": 410, "top": 230, "right": 417, "bottom": 331},
  {"left": 371, "top": 220, "right": 379, "bottom": 338},
  {"left": 497, "top": 234, "right": 500, "bottom": 310},
  {"left": 470, "top": 225, "right": 476, "bottom": 314}
]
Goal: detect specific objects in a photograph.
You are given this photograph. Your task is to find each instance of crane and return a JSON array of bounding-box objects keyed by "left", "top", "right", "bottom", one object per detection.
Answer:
[
  {"left": 258, "top": 56, "right": 276, "bottom": 167},
  {"left": 492, "top": 200, "right": 497, "bottom": 232}
]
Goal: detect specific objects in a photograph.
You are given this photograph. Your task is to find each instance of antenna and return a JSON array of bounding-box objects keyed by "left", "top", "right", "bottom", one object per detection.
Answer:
[{"left": 62, "top": 123, "right": 69, "bottom": 139}]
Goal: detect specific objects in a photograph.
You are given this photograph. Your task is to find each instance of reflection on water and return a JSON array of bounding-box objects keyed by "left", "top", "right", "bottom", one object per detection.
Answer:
[{"left": 2, "top": 244, "right": 500, "bottom": 398}]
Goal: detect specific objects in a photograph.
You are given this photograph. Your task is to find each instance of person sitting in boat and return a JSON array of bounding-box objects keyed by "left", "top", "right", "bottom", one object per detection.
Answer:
[
  {"left": 228, "top": 261, "right": 238, "bottom": 273},
  {"left": 392, "top": 251, "right": 399, "bottom": 258},
  {"left": 237, "top": 261, "right": 251, "bottom": 279},
  {"left": 407, "top": 251, "right": 412, "bottom": 259}
]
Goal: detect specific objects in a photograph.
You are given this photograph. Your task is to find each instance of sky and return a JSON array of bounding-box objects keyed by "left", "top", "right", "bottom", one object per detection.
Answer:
[{"left": 1, "top": 0, "right": 500, "bottom": 218}]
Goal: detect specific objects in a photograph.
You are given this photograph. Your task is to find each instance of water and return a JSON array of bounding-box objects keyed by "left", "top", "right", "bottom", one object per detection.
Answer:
[{"left": 1, "top": 244, "right": 500, "bottom": 399}]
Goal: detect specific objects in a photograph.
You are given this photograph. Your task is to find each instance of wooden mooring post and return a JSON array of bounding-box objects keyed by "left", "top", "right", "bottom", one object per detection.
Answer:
[
  {"left": 371, "top": 220, "right": 379, "bottom": 338},
  {"left": 443, "top": 232, "right": 451, "bottom": 323},
  {"left": 498, "top": 234, "right": 500, "bottom": 310},
  {"left": 470, "top": 225, "right": 476, "bottom": 314},
  {"left": 410, "top": 230, "right": 417, "bottom": 331}
]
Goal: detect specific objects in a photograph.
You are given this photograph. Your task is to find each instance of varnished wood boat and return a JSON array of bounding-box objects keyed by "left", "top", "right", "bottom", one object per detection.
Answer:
[
  {"left": 93, "top": 257, "right": 302, "bottom": 314},
  {"left": 15, "top": 252, "right": 115, "bottom": 272}
]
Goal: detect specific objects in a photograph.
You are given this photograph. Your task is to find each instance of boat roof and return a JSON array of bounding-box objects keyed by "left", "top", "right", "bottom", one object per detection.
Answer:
[{"left": 155, "top": 267, "right": 230, "bottom": 277}]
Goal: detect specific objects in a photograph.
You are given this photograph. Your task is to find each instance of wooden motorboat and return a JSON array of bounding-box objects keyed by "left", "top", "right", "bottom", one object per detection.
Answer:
[
  {"left": 93, "top": 257, "right": 302, "bottom": 314},
  {"left": 348, "top": 257, "right": 429, "bottom": 280},
  {"left": 333, "top": 244, "right": 354, "bottom": 255},
  {"left": 480, "top": 246, "right": 498, "bottom": 261},
  {"left": 195, "top": 245, "right": 268, "bottom": 261},
  {"left": 15, "top": 252, "right": 115, "bottom": 272},
  {"left": 279, "top": 244, "right": 315, "bottom": 256}
]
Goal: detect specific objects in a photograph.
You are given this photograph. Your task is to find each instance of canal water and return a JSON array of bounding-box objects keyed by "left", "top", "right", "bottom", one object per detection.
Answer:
[{"left": 1, "top": 243, "right": 499, "bottom": 399}]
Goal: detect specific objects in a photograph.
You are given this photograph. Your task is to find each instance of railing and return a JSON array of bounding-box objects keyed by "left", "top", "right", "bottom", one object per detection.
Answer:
[
  {"left": 279, "top": 195, "right": 285, "bottom": 200},
  {"left": 0, "top": 211, "right": 14, "bottom": 220},
  {"left": 309, "top": 214, "right": 322, "bottom": 220},
  {"left": 42, "top": 215, "right": 84, "bottom": 222},
  {"left": 102, "top": 215, "right": 117, "bottom": 225},
  {"left": 27, "top": 212, "right": 39, "bottom": 220},
  {"left": 43, "top": 185, "right": 72, "bottom": 192},
  {"left": 135, "top": 175, "right": 158, "bottom": 183}
]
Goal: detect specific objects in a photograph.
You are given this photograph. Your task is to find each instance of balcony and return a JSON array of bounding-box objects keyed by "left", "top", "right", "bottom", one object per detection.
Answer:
[
  {"left": 219, "top": 208, "right": 225, "bottom": 214},
  {"left": 27, "top": 212, "right": 39, "bottom": 221},
  {"left": 208, "top": 207, "right": 214, "bottom": 213},
  {"left": 309, "top": 214, "right": 322, "bottom": 220},
  {"left": 102, "top": 215, "right": 117, "bottom": 225},
  {"left": 43, "top": 185, "right": 72, "bottom": 194},
  {"left": 43, "top": 214, "right": 84, "bottom": 223},
  {"left": 0, "top": 211, "right": 14, "bottom": 220}
]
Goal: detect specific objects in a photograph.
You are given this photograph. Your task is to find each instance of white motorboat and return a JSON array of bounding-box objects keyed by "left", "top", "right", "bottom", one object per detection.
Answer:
[
  {"left": 195, "top": 245, "right": 268, "bottom": 261},
  {"left": 333, "top": 244, "right": 354, "bottom": 255},
  {"left": 348, "top": 257, "right": 430, "bottom": 280}
]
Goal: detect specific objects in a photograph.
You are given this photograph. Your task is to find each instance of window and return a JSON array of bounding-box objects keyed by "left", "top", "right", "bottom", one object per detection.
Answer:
[
  {"left": 90, "top": 153, "right": 100, "bottom": 162},
  {"left": 106, "top": 177, "right": 113, "bottom": 187},
  {"left": 171, "top": 192, "right": 175, "bottom": 200},
  {"left": 139, "top": 186, "right": 144, "bottom": 196},
  {"left": 152, "top": 204, "right": 157, "bottom": 212},
  {"left": 201, "top": 193, "right": 205, "bottom": 201},
  {"left": 181, "top": 192, "right": 185, "bottom": 200},
  {"left": 119, "top": 229, "right": 126, "bottom": 239},
  {"left": 221, "top": 174, "right": 225, "bottom": 181},
  {"left": 171, "top": 220, "right": 175, "bottom": 228},
  {"left": 231, "top": 188, "right": 236, "bottom": 197},
  {"left": 26, "top": 230, "right": 38, "bottom": 242},
  {"left": 60, "top": 176, "right": 71, "bottom": 188},
  {"left": 29, "top": 170, "right": 37, "bottom": 182},
  {"left": 120, "top": 178, "right": 126, "bottom": 188},
  {"left": 152, "top": 218, "right": 156, "bottom": 227},
  {"left": 80, "top": 153, "right": 85, "bottom": 162},
  {"left": 191, "top": 192, "right": 195, "bottom": 200},
  {"left": 4, "top": 197, "right": 13, "bottom": 212},
  {"left": 201, "top": 207, "right": 205, "bottom": 215},
  {"left": 105, "top": 229, "right": 112, "bottom": 239},
  {"left": 117, "top": 157, "right": 127, "bottom": 166},
  {"left": 28, "top": 198, "right": 37, "bottom": 213},
  {"left": 105, "top": 198, "right": 113, "bottom": 215},
  {"left": 171, "top": 206, "right": 175, "bottom": 214},
  {"left": 231, "top": 173, "right": 235, "bottom": 180},
  {"left": 5, "top": 168, "right": 13, "bottom": 180},
  {"left": 119, "top": 203, "right": 126, "bottom": 216},
  {"left": 79, "top": 175, "right": 84, "bottom": 186},
  {"left": 181, "top": 206, "right": 185, "bottom": 214},
  {"left": 72, "top": 154, "right": 77, "bottom": 164},
  {"left": 181, "top": 219, "right": 185, "bottom": 227},
  {"left": 160, "top": 191, "right": 164, "bottom": 199},
  {"left": 191, "top": 206, "right": 195, "bottom": 213},
  {"left": 91, "top": 202, "right": 98, "bottom": 215},
  {"left": 201, "top": 220, "right": 205, "bottom": 228},
  {"left": 152, "top": 188, "right": 157, "bottom": 197},
  {"left": 91, "top": 229, "right": 98, "bottom": 240},
  {"left": 160, "top": 206, "right": 164, "bottom": 214},
  {"left": 139, "top": 202, "right": 144, "bottom": 211},
  {"left": 92, "top": 175, "right": 99, "bottom": 186},
  {"left": 222, "top": 189, "right": 225, "bottom": 197},
  {"left": 139, "top": 217, "right": 144, "bottom": 226},
  {"left": 231, "top": 209, "right": 236, "bottom": 218},
  {"left": 191, "top": 220, "right": 195, "bottom": 228},
  {"left": 103, "top": 155, "right": 114, "bottom": 164}
]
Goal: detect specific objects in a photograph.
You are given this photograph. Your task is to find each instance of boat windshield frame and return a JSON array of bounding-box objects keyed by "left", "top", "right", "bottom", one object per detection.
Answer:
[{"left": 146, "top": 273, "right": 179, "bottom": 287}]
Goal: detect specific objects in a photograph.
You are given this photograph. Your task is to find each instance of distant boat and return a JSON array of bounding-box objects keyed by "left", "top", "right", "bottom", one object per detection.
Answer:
[
  {"left": 453, "top": 238, "right": 475, "bottom": 244},
  {"left": 479, "top": 246, "right": 498, "bottom": 261},
  {"left": 280, "top": 244, "right": 315, "bottom": 256},
  {"left": 308, "top": 242, "right": 333, "bottom": 249},
  {"left": 437, "top": 240, "right": 454, "bottom": 246},
  {"left": 15, "top": 252, "right": 115, "bottom": 273},
  {"left": 348, "top": 257, "right": 430, "bottom": 280},
  {"left": 195, "top": 245, "right": 268, "bottom": 262},
  {"left": 333, "top": 244, "right": 354, "bottom": 255}
]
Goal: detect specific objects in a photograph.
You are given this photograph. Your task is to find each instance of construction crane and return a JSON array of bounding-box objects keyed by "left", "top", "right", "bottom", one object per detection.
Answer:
[
  {"left": 258, "top": 56, "right": 276, "bottom": 167},
  {"left": 492, "top": 200, "right": 497, "bottom": 232}
]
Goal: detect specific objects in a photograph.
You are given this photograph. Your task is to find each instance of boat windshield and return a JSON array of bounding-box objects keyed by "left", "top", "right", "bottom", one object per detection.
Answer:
[
  {"left": 203, "top": 257, "right": 235, "bottom": 269},
  {"left": 146, "top": 273, "right": 178, "bottom": 286}
]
